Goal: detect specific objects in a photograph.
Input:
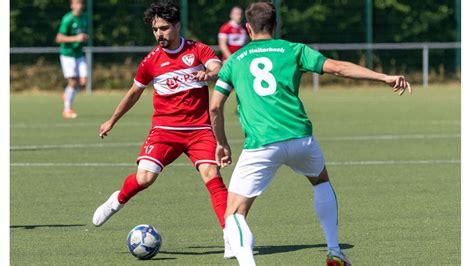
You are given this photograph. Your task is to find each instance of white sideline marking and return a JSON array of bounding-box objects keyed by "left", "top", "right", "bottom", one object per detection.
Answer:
[
  {"left": 10, "top": 159, "right": 460, "bottom": 168},
  {"left": 10, "top": 133, "right": 460, "bottom": 151},
  {"left": 10, "top": 120, "right": 460, "bottom": 129},
  {"left": 319, "top": 133, "right": 460, "bottom": 141},
  {"left": 10, "top": 142, "right": 142, "bottom": 150},
  {"left": 10, "top": 121, "right": 148, "bottom": 128},
  {"left": 9, "top": 121, "right": 241, "bottom": 128}
]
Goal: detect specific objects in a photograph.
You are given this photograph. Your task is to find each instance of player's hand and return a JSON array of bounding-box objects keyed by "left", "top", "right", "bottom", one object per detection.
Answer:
[
  {"left": 216, "top": 144, "right": 232, "bottom": 168},
  {"left": 76, "top": 33, "right": 89, "bottom": 42},
  {"left": 384, "top": 75, "right": 412, "bottom": 96},
  {"left": 99, "top": 120, "right": 114, "bottom": 139},
  {"left": 192, "top": 71, "right": 210, "bottom": 81}
]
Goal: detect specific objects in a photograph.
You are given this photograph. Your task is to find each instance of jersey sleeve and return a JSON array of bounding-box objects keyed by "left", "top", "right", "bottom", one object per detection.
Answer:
[
  {"left": 290, "top": 42, "right": 328, "bottom": 74},
  {"left": 197, "top": 42, "right": 221, "bottom": 69},
  {"left": 58, "top": 15, "right": 70, "bottom": 35},
  {"left": 218, "top": 24, "right": 229, "bottom": 39},
  {"left": 214, "top": 60, "right": 233, "bottom": 96},
  {"left": 134, "top": 59, "right": 153, "bottom": 89}
]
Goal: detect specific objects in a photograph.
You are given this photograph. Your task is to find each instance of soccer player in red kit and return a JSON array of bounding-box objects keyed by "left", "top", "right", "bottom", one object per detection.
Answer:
[
  {"left": 218, "top": 6, "right": 248, "bottom": 62},
  {"left": 92, "top": 1, "right": 231, "bottom": 257}
]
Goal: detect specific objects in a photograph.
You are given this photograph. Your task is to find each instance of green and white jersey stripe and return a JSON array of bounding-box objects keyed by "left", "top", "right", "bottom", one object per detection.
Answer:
[{"left": 215, "top": 39, "right": 327, "bottom": 149}]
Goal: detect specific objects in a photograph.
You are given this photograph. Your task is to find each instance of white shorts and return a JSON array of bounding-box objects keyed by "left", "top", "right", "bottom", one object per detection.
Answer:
[
  {"left": 60, "top": 55, "right": 87, "bottom": 78},
  {"left": 228, "top": 136, "right": 326, "bottom": 198}
]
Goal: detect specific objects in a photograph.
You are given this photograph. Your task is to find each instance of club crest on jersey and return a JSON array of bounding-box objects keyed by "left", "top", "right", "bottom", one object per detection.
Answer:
[{"left": 182, "top": 54, "right": 195, "bottom": 66}]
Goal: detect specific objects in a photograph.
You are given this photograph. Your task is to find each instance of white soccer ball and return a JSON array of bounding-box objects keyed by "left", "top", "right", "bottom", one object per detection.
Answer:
[{"left": 127, "top": 224, "right": 162, "bottom": 260}]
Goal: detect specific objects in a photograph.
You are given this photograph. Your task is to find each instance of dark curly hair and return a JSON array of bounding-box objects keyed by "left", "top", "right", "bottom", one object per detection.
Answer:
[{"left": 143, "top": 1, "right": 180, "bottom": 25}]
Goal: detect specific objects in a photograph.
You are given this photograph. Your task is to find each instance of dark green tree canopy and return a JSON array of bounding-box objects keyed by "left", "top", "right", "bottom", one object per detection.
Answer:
[{"left": 10, "top": 0, "right": 458, "bottom": 47}]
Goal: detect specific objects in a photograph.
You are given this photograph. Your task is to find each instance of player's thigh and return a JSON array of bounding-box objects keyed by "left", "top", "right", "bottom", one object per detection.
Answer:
[
  {"left": 60, "top": 55, "right": 79, "bottom": 79},
  {"left": 77, "top": 56, "right": 88, "bottom": 81},
  {"left": 228, "top": 144, "right": 285, "bottom": 198},
  {"left": 285, "top": 136, "right": 326, "bottom": 178},
  {"left": 136, "top": 129, "right": 186, "bottom": 172},
  {"left": 184, "top": 129, "right": 219, "bottom": 178}
]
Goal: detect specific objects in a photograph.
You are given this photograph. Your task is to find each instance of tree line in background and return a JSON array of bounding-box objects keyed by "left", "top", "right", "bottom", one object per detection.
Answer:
[
  {"left": 11, "top": 0, "right": 458, "bottom": 46},
  {"left": 10, "top": 0, "right": 460, "bottom": 90}
]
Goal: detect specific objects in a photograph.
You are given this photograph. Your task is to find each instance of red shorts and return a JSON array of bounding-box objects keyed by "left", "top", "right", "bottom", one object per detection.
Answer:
[{"left": 136, "top": 128, "right": 217, "bottom": 170}]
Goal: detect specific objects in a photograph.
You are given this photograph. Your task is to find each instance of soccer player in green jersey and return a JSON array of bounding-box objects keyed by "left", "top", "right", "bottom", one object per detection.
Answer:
[
  {"left": 55, "top": 0, "right": 89, "bottom": 119},
  {"left": 210, "top": 2, "right": 411, "bottom": 266}
]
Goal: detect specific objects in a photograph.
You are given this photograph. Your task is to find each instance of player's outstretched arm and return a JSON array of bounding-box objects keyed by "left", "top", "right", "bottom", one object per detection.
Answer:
[
  {"left": 99, "top": 83, "right": 145, "bottom": 139},
  {"left": 193, "top": 61, "right": 222, "bottom": 82},
  {"left": 322, "top": 58, "right": 412, "bottom": 96},
  {"left": 209, "top": 90, "right": 232, "bottom": 167}
]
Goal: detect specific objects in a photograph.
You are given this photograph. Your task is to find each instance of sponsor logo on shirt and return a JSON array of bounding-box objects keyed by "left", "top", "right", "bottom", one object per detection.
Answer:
[
  {"left": 165, "top": 73, "right": 195, "bottom": 90},
  {"left": 153, "top": 65, "right": 207, "bottom": 95}
]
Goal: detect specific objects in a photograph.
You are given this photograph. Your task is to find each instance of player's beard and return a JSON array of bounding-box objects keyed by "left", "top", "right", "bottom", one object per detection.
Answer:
[{"left": 157, "top": 38, "right": 169, "bottom": 48}]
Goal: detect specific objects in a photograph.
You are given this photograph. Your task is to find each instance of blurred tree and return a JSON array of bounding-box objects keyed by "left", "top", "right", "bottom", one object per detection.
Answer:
[{"left": 10, "top": 0, "right": 458, "bottom": 47}]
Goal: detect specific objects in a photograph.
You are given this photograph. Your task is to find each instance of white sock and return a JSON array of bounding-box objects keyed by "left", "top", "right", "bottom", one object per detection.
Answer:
[
  {"left": 225, "top": 214, "right": 256, "bottom": 266},
  {"left": 63, "top": 86, "right": 76, "bottom": 111},
  {"left": 314, "top": 182, "right": 340, "bottom": 252}
]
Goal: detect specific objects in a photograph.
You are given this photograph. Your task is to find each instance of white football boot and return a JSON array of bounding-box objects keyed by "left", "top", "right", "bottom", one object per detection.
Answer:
[
  {"left": 92, "top": 191, "right": 124, "bottom": 227},
  {"left": 223, "top": 229, "right": 236, "bottom": 259}
]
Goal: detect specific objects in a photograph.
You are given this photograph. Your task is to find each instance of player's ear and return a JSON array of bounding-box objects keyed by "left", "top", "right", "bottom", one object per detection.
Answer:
[
  {"left": 245, "top": 23, "right": 253, "bottom": 39},
  {"left": 175, "top": 22, "right": 181, "bottom": 33}
]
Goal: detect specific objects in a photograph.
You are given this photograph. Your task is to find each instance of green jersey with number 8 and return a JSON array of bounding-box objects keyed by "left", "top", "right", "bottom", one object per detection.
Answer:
[{"left": 215, "top": 39, "right": 327, "bottom": 149}]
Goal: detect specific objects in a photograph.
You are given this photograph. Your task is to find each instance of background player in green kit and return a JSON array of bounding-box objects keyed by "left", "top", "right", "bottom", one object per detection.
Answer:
[
  {"left": 55, "top": 0, "right": 89, "bottom": 119},
  {"left": 210, "top": 2, "right": 411, "bottom": 266}
]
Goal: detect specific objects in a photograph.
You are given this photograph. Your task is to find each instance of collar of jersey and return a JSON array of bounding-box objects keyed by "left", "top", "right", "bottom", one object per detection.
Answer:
[
  {"left": 163, "top": 37, "right": 185, "bottom": 54},
  {"left": 229, "top": 20, "right": 241, "bottom": 27}
]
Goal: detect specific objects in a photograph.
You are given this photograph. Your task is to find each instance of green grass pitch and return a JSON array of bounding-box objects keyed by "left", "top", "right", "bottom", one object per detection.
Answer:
[{"left": 10, "top": 84, "right": 460, "bottom": 265}]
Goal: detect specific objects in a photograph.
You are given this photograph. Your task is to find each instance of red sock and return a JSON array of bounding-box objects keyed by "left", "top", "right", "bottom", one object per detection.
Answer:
[
  {"left": 205, "top": 176, "right": 228, "bottom": 229},
  {"left": 117, "top": 173, "right": 146, "bottom": 204}
]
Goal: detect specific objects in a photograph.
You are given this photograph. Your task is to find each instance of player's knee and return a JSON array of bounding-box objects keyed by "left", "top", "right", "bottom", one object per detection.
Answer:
[
  {"left": 79, "top": 78, "right": 87, "bottom": 88},
  {"left": 67, "top": 78, "right": 78, "bottom": 88},
  {"left": 136, "top": 171, "right": 157, "bottom": 187},
  {"left": 224, "top": 193, "right": 255, "bottom": 218},
  {"left": 307, "top": 167, "right": 329, "bottom": 186},
  {"left": 137, "top": 160, "right": 161, "bottom": 187},
  {"left": 198, "top": 163, "right": 220, "bottom": 180}
]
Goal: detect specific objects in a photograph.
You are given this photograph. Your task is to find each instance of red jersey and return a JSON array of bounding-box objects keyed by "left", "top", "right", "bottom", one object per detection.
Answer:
[
  {"left": 218, "top": 21, "right": 248, "bottom": 60},
  {"left": 134, "top": 38, "right": 221, "bottom": 130}
]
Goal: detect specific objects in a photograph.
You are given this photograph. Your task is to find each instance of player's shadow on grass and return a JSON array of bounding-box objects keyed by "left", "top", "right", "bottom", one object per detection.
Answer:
[
  {"left": 254, "top": 243, "right": 354, "bottom": 256},
  {"left": 166, "top": 243, "right": 354, "bottom": 256},
  {"left": 10, "top": 224, "right": 86, "bottom": 230},
  {"left": 159, "top": 250, "right": 223, "bottom": 256}
]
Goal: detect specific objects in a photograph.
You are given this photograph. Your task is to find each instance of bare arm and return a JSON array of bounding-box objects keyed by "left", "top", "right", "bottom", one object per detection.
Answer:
[
  {"left": 218, "top": 37, "right": 232, "bottom": 60},
  {"left": 99, "top": 83, "right": 145, "bottom": 138},
  {"left": 209, "top": 90, "right": 232, "bottom": 167},
  {"left": 193, "top": 60, "right": 222, "bottom": 82},
  {"left": 322, "top": 59, "right": 412, "bottom": 95},
  {"left": 55, "top": 33, "right": 89, "bottom": 44}
]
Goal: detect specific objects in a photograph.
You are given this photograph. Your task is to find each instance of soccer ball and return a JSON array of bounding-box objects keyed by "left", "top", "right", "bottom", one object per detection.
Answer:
[{"left": 127, "top": 224, "right": 162, "bottom": 260}]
